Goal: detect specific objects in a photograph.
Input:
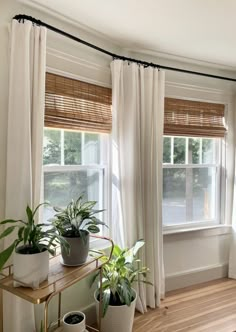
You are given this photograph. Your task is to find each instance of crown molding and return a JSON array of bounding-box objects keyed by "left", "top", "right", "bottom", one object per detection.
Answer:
[
  {"left": 47, "top": 47, "right": 110, "bottom": 73},
  {"left": 17, "top": 0, "right": 236, "bottom": 74},
  {"left": 125, "top": 47, "right": 236, "bottom": 73},
  {"left": 17, "top": 0, "right": 121, "bottom": 48}
]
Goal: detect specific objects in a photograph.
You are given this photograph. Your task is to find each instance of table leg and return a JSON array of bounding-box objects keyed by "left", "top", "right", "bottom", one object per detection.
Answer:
[
  {"left": 0, "top": 289, "right": 3, "bottom": 332},
  {"left": 44, "top": 300, "right": 49, "bottom": 332},
  {"left": 58, "top": 292, "right": 61, "bottom": 327},
  {"left": 98, "top": 267, "right": 103, "bottom": 331}
]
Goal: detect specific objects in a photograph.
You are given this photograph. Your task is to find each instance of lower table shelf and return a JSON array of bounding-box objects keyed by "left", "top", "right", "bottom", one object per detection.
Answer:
[{"left": 0, "top": 235, "right": 114, "bottom": 332}]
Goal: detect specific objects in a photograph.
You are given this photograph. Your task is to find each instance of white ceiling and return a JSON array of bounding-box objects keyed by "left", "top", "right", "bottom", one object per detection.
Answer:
[{"left": 26, "top": 0, "right": 236, "bottom": 68}]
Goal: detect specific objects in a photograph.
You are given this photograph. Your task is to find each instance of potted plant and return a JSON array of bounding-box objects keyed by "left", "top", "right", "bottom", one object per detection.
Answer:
[
  {"left": 0, "top": 203, "right": 69, "bottom": 289},
  {"left": 51, "top": 195, "right": 105, "bottom": 266},
  {"left": 92, "top": 240, "right": 150, "bottom": 332},
  {"left": 62, "top": 311, "right": 87, "bottom": 332}
]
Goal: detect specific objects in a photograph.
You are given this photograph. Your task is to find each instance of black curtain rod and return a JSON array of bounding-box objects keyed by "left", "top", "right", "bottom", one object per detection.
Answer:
[{"left": 13, "top": 14, "right": 236, "bottom": 83}]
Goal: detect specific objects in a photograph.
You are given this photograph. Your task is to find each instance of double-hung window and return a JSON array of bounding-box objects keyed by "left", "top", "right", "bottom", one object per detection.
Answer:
[
  {"left": 42, "top": 73, "right": 112, "bottom": 230},
  {"left": 162, "top": 98, "right": 226, "bottom": 228}
]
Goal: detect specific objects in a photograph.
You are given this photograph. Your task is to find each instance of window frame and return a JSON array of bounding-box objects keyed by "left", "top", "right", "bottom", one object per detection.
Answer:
[
  {"left": 162, "top": 135, "right": 224, "bottom": 231},
  {"left": 42, "top": 127, "right": 111, "bottom": 236}
]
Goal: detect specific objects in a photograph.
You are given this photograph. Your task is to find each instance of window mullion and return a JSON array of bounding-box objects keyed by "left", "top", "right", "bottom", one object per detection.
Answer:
[
  {"left": 199, "top": 138, "right": 202, "bottom": 164},
  {"left": 171, "top": 136, "right": 174, "bottom": 164},
  {"left": 186, "top": 137, "right": 189, "bottom": 164},
  {"left": 61, "top": 129, "right": 64, "bottom": 166},
  {"left": 81, "top": 132, "right": 85, "bottom": 165}
]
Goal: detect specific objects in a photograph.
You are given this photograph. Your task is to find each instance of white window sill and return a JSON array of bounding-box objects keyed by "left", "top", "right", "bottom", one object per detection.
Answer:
[
  {"left": 163, "top": 224, "right": 232, "bottom": 237},
  {"left": 89, "top": 237, "right": 112, "bottom": 251}
]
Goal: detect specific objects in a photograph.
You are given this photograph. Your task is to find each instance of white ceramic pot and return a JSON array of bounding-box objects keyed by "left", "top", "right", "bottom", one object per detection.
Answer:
[
  {"left": 13, "top": 248, "right": 49, "bottom": 289},
  {"left": 94, "top": 289, "right": 137, "bottom": 332},
  {"left": 63, "top": 311, "right": 87, "bottom": 332}
]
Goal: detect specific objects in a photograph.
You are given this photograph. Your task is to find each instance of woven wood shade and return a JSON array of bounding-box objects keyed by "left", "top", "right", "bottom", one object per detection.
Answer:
[
  {"left": 45, "top": 73, "right": 112, "bottom": 133},
  {"left": 164, "top": 98, "right": 226, "bottom": 137}
]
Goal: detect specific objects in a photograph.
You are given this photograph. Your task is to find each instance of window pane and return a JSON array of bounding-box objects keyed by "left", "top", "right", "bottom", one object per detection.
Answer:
[
  {"left": 163, "top": 137, "right": 171, "bottom": 163},
  {"left": 84, "top": 133, "right": 100, "bottom": 164},
  {"left": 163, "top": 168, "right": 186, "bottom": 224},
  {"left": 64, "top": 131, "right": 82, "bottom": 165},
  {"left": 44, "top": 169, "right": 103, "bottom": 222},
  {"left": 163, "top": 167, "right": 216, "bottom": 225},
  {"left": 202, "top": 139, "right": 214, "bottom": 164},
  {"left": 188, "top": 138, "right": 200, "bottom": 164},
  {"left": 191, "top": 167, "right": 216, "bottom": 222},
  {"left": 43, "top": 129, "right": 61, "bottom": 165},
  {"left": 174, "top": 137, "right": 186, "bottom": 164}
]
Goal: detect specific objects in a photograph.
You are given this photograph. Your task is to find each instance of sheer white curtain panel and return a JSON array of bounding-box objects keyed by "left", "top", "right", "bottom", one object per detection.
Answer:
[
  {"left": 111, "top": 60, "right": 165, "bottom": 312},
  {"left": 3, "top": 19, "right": 46, "bottom": 332}
]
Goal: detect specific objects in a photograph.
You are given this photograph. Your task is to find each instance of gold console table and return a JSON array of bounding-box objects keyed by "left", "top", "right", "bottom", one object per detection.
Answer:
[{"left": 0, "top": 235, "right": 113, "bottom": 332}]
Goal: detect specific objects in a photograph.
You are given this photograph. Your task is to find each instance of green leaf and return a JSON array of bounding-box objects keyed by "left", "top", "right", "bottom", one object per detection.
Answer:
[
  {"left": 26, "top": 205, "right": 33, "bottom": 225},
  {"left": 89, "top": 271, "right": 100, "bottom": 287},
  {"left": 0, "top": 242, "right": 16, "bottom": 270},
  {"left": 32, "top": 202, "right": 49, "bottom": 220},
  {"left": 112, "top": 245, "right": 122, "bottom": 257},
  {"left": 53, "top": 206, "right": 63, "bottom": 213},
  {"left": 119, "top": 278, "right": 132, "bottom": 305},
  {"left": 47, "top": 247, "right": 55, "bottom": 256},
  {"left": 23, "top": 226, "right": 30, "bottom": 244},
  {"left": 81, "top": 201, "right": 97, "bottom": 210},
  {"left": 131, "top": 239, "right": 145, "bottom": 256},
  {"left": 87, "top": 225, "right": 100, "bottom": 233},
  {"left": 18, "top": 226, "right": 25, "bottom": 241},
  {"left": 0, "top": 226, "right": 16, "bottom": 240},
  {"left": 102, "top": 289, "right": 111, "bottom": 317},
  {"left": 125, "top": 239, "right": 145, "bottom": 263},
  {"left": 0, "top": 219, "right": 19, "bottom": 225}
]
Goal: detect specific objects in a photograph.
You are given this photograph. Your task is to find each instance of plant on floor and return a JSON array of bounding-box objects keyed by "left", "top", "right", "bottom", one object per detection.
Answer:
[
  {"left": 92, "top": 239, "right": 151, "bottom": 317},
  {"left": 51, "top": 195, "right": 106, "bottom": 266},
  {"left": 0, "top": 203, "right": 69, "bottom": 271}
]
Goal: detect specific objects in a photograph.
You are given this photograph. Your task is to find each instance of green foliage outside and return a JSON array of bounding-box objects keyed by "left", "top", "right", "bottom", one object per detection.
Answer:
[
  {"left": 163, "top": 136, "right": 215, "bottom": 199},
  {"left": 43, "top": 129, "right": 101, "bottom": 208}
]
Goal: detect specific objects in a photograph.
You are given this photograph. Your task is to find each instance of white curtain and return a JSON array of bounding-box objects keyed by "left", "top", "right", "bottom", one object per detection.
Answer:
[
  {"left": 3, "top": 20, "right": 46, "bottom": 332},
  {"left": 111, "top": 60, "right": 165, "bottom": 312},
  {"left": 227, "top": 99, "right": 236, "bottom": 278}
]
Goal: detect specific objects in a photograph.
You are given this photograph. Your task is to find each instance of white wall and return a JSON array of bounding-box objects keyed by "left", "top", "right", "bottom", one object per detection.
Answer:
[
  {"left": 162, "top": 70, "right": 235, "bottom": 291},
  {"left": 0, "top": 0, "right": 118, "bottom": 329},
  {"left": 1, "top": 0, "right": 236, "bottom": 329}
]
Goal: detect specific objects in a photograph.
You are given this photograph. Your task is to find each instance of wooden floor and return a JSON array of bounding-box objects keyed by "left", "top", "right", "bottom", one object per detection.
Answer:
[{"left": 133, "top": 278, "right": 236, "bottom": 332}]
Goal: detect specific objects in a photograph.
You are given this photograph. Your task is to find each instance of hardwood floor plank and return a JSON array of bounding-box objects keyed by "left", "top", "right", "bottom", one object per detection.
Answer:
[{"left": 133, "top": 278, "right": 236, "bottom": 332}]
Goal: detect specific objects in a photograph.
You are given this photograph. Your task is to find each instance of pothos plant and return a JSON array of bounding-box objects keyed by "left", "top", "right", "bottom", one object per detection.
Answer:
[
  {"left": 51, "top": 195, "right": 106, "bottom": 237},
  {"left": 91, "top": 239, "right": 151, "bottom": 317},
  {"left": 0, "top": 203, "right": 69, "bottom": 271}
]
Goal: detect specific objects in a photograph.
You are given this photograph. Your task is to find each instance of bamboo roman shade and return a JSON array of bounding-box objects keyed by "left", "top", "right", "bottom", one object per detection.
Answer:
[
  {"left": 45, "top": 73, "right": 112, "bottom": 133},
  {"left": 164, "top": 98, "right": 226, "bottom": 137}
]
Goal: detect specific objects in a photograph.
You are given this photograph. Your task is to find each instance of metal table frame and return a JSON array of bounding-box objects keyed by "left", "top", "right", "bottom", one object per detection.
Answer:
[{"left": 0, "top": 235, "right": 114, "bottom": 332}]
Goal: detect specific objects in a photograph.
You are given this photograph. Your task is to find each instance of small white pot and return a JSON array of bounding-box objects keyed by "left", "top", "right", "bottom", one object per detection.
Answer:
[
  {"left": 13, "top": 248, "right": 49, "bottom": 289},
  {"left": 94, "top": 289, "right": 137, "bottom": 332},
  {"left": 63, "top": 311, "right": 86, "bottom": 332}
]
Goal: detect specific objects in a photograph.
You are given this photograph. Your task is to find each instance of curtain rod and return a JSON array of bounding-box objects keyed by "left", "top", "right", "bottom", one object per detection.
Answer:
[{"left": 13, "top": 14, "right": 236, "bottom": 83}]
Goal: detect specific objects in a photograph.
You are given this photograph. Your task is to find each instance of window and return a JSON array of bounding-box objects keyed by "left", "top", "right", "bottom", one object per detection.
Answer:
[
  {"left": 43, "top": 73, "right": 112, "bottom": 230},
  {"left": 162, "top": 98, "right": 226, "bottom": 228}
]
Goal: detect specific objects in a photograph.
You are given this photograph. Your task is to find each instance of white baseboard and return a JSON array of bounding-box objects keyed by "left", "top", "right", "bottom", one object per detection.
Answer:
[{"left": 165, "top": 263, "right": 228, "bottom": 292}]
